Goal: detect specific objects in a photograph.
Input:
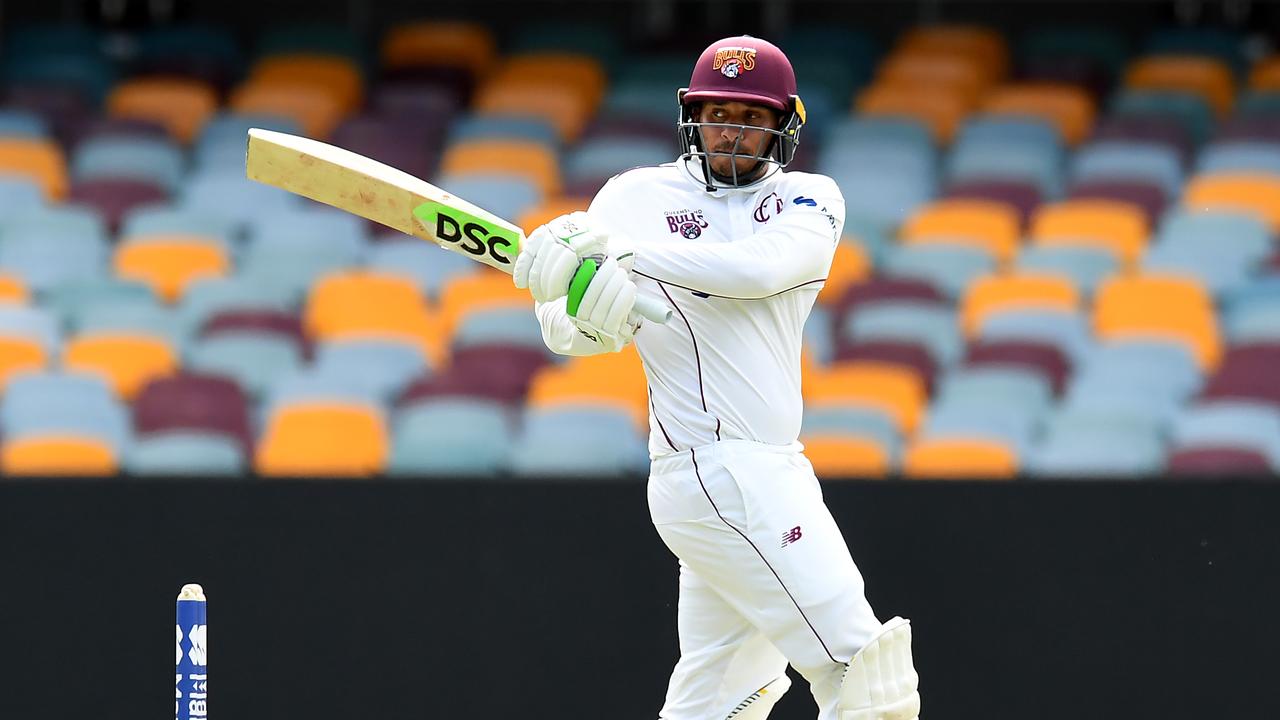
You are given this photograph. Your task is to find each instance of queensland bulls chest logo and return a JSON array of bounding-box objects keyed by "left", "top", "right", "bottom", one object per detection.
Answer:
[{"left": 665, "top": 209, "right": 710, "bottom": 239}]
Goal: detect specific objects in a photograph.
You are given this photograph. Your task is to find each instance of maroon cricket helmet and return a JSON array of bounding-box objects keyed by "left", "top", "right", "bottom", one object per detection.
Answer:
[{"left": 677, "top": 35, "right": 807, "bottom": 190}]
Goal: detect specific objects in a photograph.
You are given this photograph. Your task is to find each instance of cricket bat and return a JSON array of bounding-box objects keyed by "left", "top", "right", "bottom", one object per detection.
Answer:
[{"left": 244, "top": 128, "right": 670, "bottom": 324}]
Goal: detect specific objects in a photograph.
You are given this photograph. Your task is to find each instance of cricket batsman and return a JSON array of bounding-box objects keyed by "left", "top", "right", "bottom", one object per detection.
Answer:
[{"left": 513, "top": 35, "right": 920, "bottom": 720}]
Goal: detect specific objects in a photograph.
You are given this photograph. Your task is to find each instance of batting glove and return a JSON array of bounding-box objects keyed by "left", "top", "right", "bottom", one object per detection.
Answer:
[{"left": 512, "top": 211, "right": 609, "bottom": 303}]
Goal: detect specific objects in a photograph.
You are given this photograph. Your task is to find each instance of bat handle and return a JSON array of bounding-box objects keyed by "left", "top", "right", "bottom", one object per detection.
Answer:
[{"left": 634, "top": 294, "right": 673, "bottom": 325}]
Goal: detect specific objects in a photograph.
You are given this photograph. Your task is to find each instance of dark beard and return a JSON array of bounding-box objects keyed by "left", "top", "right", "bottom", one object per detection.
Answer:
[{"left": 708, "top": 157, "right": 767, "bottom": 185}]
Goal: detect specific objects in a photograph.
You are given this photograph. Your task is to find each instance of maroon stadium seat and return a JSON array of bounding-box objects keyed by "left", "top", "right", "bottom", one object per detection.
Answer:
[
  {"left": 1199, "top": 343, "right": 1280, "bottom": 407},
  {"left": 1091, "top": 115, "right": 1193, "bottom": 167},
  {"left": 398, "top": 343, "right": 550, "bottom": 406},
  {"left": 944, "top": 179, "right": 1042, "bottom": 225},
  {"left": 375, "top": 74, "right": 471, "bottom": 112},
  {"left": 834, "top": 339, "right": 938, "bottom": 394},
  {"left": 69, "top": 178, "right": 169, "bottom": 235},
  {"left": 331, "top": 114, "right": 442, "bottom": 181},
  {"left": 1068, "top": 179, "right": 1167, "bottom": 225},
  {"left": 1166, "top": 446, "right": 1272, "bottom": 476},
  {"left": 1214, "top": 116, "right": 1280, "bottom": 144},
  {"left": 134, "top": 373, "right": 253, "bottom": 454},
  {"left": 201, "top": 310, "right": 311, "bottom": 359},
  {"left": 965, "top": 339, "right": 1072, "bottom": 395}
]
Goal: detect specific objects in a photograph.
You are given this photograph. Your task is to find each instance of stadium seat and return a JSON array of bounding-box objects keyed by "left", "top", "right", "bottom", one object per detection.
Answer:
[
  {"left": 435, "top": 174, "right": 542, "bottom": 225},
  {"left": 181, "top": 170, "right": 301, "bottom": 234},
  {"left": 800, "top": 434, "right": 891, "bottom": 478},
  {"left": 1250, "top": 56, "right": 1280, "bottom": 90},
  {"left": 388, "top": 398, "right": 512, "bottom": 476},
  {"left": 62, "top": 332, "right": 178, "bottom": 399},
  {"left": 566, "top": 137, "right": 671, "bottom": 184},
  {"left": 0, "top": 138, "right": 67, "bottom": 200},
  {"left": 877, "top": 53, "right": 990, "bottom": 107},
  {"left": 1125, "top": 56, "right": 1235, "bottom": 117},
  {"left": 1200, "top": 343, "right": 1280, "bottom": 408},
  {"left": 379, "top": 21, "right": 497, "bottom": 79},
  {"left": 1071, "top": 142, "right": 1184, "bottom": 199},
  {"left": 854, "top": 84, "right": 969, "bottom": 143},
  {"left": 449, "top": 113, "right": 560, "bottom": 149},
  {"left": 1027, "top": 411, "right": 1165, "bottom": 477},
  {"left": 72, "top": 297, "right": 179, "bottom": 344},
  {"left": 801, "top": 405, "right": 901, "bottom": 452},
  {"left": 114, "top": 237, "right": 230, "bottom": 303},
  {"left": 106, "top": 78, "right": 218, "bottom": 143},
  {"left": 312, "top": 338, "right": 428, "bottom": 402},
  {"left": 490, "top": 53, "right": 606, "bottom": 112},
  {"left": 1182, "top": 173, "right": 1280, "bottom": 232},
  {"left": 134, "top": 373, "right": 253, "bottom": 454},
  {"left": 883, "top": 238, "right": 997, "bottom": 300},
  {"left": 803, "top": 362, "right": 927, "bottom": 434},
  {"left": 185, "top": 333, "right": 303, "bottom": 399},
  {"left": 439, "top": 139, "right": 560, "bottom": 197},
  {"left": 1112, "top": 90, "right": 1213, "bottom": 144},
  {"left": 919, "top": 401, "right": 1039, "bottom": 455},
  {"left": 1197, "top": 141, "right": 1280, "bottom": 176},
  {"left": 1166, "top": 446, "right": 1271, "bottom": 475},
  {"left": 980, "top": 83, "right": 1094, "bottom": 145},
  {"left": 436, "top": 270, "right": 533, "bottom": 344},
  {"left": 1014, "top": 245, "right": 1118, "bottom": 296},
  {"left": 474, "top": 81, "right": 591, "bottom": 143},
  {"left": 453, "top": 307, "right": 546, "bottom": 352},
  {"left": 977, "top": 308, "right": 1093, "bottom": 362},
  {"left": 398, "top": 343, "right": 549, "bottom": 406},
  {"left": 305, "top": 270, "right": 437, "bottom": 360},
  {"left": 68, "top": 178, "right": 169, "bottom": 234},
  {"left": 900, "top": 199, "right": 1021, "bottom": 264},
  {"left": 944, "top": 178, "right": 1041, "bottom": 223},
  {"left": 1, "top": 371, "right": 128, "bottom": 448},
  {"left": 177, "top": 276, "right": 296, "bottom": 337},
  {"left": 902, "top": 437, "right": 1018, "bottom": 478},
  {"left": 0, "top": 109, "right": 49, "bottom": 139},
  {"left": 1092, "top": 275, "right": 1221, "bottom": 370},
  {"left": 844, "top": 301, "right": 963, "bottom": 366},
  {"left": 526, "top": 350, "right": 649, "bottom": 430},
  {"left": 229, "top": 81, "right": 344, "bottom": 139},
  {"left": 122, "top": 206, "right": 236, "bottom": 246},
  {"left": 817, "top": 241, "right": 872, "bottom": 307},
  {"left": 249, "top": 54, "right": 364, "bottom": 113},
  {"left": 1068, "top": 179, "right": 1167, "bottom": 224},
  {"left": 1092, "top": 115, "right": 1193, "bottom": 166},
  {"left": 1171, "top": 402, "right": 1280, "bottom": 468},
  {"left": 509, "top": 406, "right": 648, "bottom": 477},
  {"left": 960, "top": 274, "right": 1079, "bottom": 336},
  {"left": 1, "top": 435, "right": 116, "bottom": 476},
  {"left": 0, "top": 306, "right": 57, "bottom": 387},
  {"left": 1030, "top": 199, "right": 1150, "bottom": 267},
  {"left": 256, "top": 401, "right": 388, "bottom": 476},
  {"left": 834, "top": 339, "right": 938, "bottom": 394},
  {"left": 125, "top": 432, "right": 245, "bottom": 475},
  {"left": 0, "top": 176, "right": 45, "bottom": 211}
]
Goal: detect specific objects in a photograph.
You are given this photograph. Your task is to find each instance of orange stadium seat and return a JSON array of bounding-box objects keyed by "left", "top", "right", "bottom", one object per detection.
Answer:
[
  {"left": 800, "top": 434, "right": 891, "bottom": 478},
  {"left": 1030, "top": 199, "right": 1150, "bottom": 267},
  {"left": 440, "top": 139, "right": 561, "bottom": 196},
  {"left": 803, "top": 362, "right": 927, "bottom": 435},
  {"left": 903, "top": 437, "right": 1017, "bottom": 479},
  {"left": 0, "top": 275, "right": 29, "bottom": 304},
  {"left": 0, "top": 139, "right": 67, "bottom": 201},
  {"left": 1126, "top": 56, "right": 1235, "bottom": 117},
  {"left": 250, "top": 54, "right": 365, "bottom": 113},
  {"left": 1, "top": 435, "right": 116, "bottom": 476},
  {"left": 817, "top": 241, "right": 871, "bottom": 307},
  {"left": 435, "top": 269, "right": 534, "bottom": 343},
  {"left": 230, "top": 82, "right": 344, "bottom": 139},
  {"left": 855, "top": 84, "right": 970, "bottom": 143},
  {"left": 1182, "top": 174, "right": 1280, "bottom": 232},
  {"left": 960, "top": 274, "right": 1080, "bottom": 336},
  {"left": 255, "top": 402, "right": 388, "bottom": 477},
  {"left": 981, "top": 83, "right": 1095, "bottom": 145},
  {"left": 114, "top": 237, "right": 229, "bottom": 303},
  {"left": 900, "top": 199, "right": 1021, "bottom": 264},
  {"left": 877, "top": 53, "right": 991, "bottom": 106},
  {"left": 492, "top": 53, "right": 607, "bottom": 112},
  {"left": 379, "top": 21, "right": 497, "bottom": 77},
  {"left": 1249, "top": 56, "right": 1280, "bottom": 90},
  {"left": 62, "top": 333, "right": 178, "bottom": 400},
  {"left": 516, "top": 196, "right": 591, "bottom": 234},
  {"left": 474, "top": 82, "right": 593, "bottom": 143},
  {"left": 526, "top": 350, "right": 649, "bottom": 430},
  {"left": 1092, "top": 274, "right": 1221, "bottom": 371},
  {"left": 0, "top": 337, "right": 47, "bottom": 389},
  {"left": 305, "top": 270, "right": 439, "bottom": 362},
  {"left": 895, "top": 25, "right": 1009, "bottom": 82},
  {"left": 106, "top": 78, "right": 218, "bottom": 144}
]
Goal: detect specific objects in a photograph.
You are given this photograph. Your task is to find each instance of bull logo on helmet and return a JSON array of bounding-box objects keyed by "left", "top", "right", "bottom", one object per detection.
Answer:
[{"left": 713, "top": 46, "right": 757, "bottom": 79}]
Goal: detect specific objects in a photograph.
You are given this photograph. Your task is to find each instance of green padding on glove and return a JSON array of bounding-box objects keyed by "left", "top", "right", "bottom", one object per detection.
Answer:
[{"left": 566, "top": 258, "right": 598, "bottom": 318}]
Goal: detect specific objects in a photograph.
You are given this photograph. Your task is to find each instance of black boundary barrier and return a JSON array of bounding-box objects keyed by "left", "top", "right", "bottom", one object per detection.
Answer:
[{"left": 1, "top": 478, "right": 1278, "bottom": 719}]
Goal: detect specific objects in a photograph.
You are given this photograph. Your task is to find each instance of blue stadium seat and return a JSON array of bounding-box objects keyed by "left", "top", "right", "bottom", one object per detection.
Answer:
[
  {"left": 263, "top": 369, "right": 385, "bottom": 416},
  {"left": 1225, "top": 297, "right": 1280, "bottom": 343},
  {"left": 364, "top": 239, "right": 476, "bottom": 299},
  {"left": 434, "top": 174, "right": 541, "bottom": 225},
  {"left": 0, "top": 109, "right": 49, "bottom": 139},
  {"left": 801, "top": 405, "right": 900, "bottom": 457},
  {"left": 919, "top": 402, "right": 1040, "bottom": 456},
  {"left": 185, "top": 334, "right": 303, "bottom": 399},
  {"left": 1071, "top": 141, "right": 1184, "bottom": 197},
  {"left": 1027, "top": 410, "right": 1166, "bottom": 477},
  {"left": 509, "top": 406, "right": 648, "bottom": 477},
  {"left": 0, "top": 230, "right": 107, "bottom": 293},
  {"left": 1171, "top": 402, "right": 1280, "bottom": 468},
  {"left": 247, "top": 206, "right": 368, "bottom": 258},
  {"left": 46, "top": 279, "right": 158, "bottom": 328},
  {"left": 1142, "top": 243, "right": 1250, "bottom": 297},
  {"left": 1111, "top": 91, "right": 1213, "bottom": 145},
  {"left": 453, "top": 307, "right": 547, "bottom": 352},
  {"left": 122, "top": 206, "right": 237, "bottom": 246},
  {"left": 947, "top": 136, "right": 1064, "bottom": 198},
  {"left": 883, "top": 244, "right": 996, "bottom": 299},
  {"left": 804, "top": 305, "right": 835, "bottom": 365},
  {"left": 977, "top": 309, "right": 1093, "bottom": 362},
  {"left": 448, "top": 114, "right": 560, "bottom": 150},
  {"left": 388, "top": 399, "right": 513, "bottom": 476},
  {"left": 1, "top": 371, "right": 129, "bottom": 449},
  {"left": 1077, "top": 341, "right": 1202, "bottom": 400},
  {"left": 3, "top": 205, "right": 107, "bottom": 244},
  {"left": 73, "top": 298, "right": 180, "bottom": 344},
  {"left": 1155, "top": 211, "right": 1270, "bottom": 264},
  {"left": 566, "top": 137, "right": 673, "bottom": 182},
  {"left": 0, "top": 176, "right": 45, "bottom": 212},
  {"left": 822, "top": 117, "right": 933, "bottom": 155},
  {"left": 1197, "top": 141, "right": 1280, "bottom": 176},
  {"left": 125, "top": 431, "right": 245, "bottom": 476},
  {"left": 195, "top": 113, "right": 302, "bottom": 171},
  {"left": 311, "top": 339, "right": 429, "bottom": 402},
  {"left": 71, "top": 136, "right": 185, "bottom": 192},
  {"left": 180, "top": 170, "right": 300, "bottom": 233},
  {"left": 177, "top": 276, "right": 298, "bottom": 337},
  {"left": 830, "top": 167, "right": 936, "bottom": 229},
  {"left": 937, "top": 366, "right": 1054, "bottom": 417},
  {"left": 844, "top": 301, "right": 961, "bottom": 365},
  {"left": 1014, "top": 245, "right": 1118, "bottom": 296}
]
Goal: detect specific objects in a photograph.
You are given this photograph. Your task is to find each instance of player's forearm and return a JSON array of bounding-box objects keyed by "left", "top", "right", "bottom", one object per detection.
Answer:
[{"left": 631, "top": 223, "right": 834, "bottom": 299}]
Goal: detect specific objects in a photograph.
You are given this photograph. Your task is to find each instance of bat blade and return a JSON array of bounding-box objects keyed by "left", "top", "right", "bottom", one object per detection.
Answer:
[{"left": 245, "top": 128, "right": 521, "bottom": 272}]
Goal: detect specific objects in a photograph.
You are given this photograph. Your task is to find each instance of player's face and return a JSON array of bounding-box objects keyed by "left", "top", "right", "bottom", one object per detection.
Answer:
[{"left": 695, "top": 102, "right": 782, "bottom": 178}]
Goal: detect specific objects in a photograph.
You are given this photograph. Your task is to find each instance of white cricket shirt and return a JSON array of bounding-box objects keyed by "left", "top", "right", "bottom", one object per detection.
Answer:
[{"left": 535, "top": 160, "right": 846, "bottom": 458}]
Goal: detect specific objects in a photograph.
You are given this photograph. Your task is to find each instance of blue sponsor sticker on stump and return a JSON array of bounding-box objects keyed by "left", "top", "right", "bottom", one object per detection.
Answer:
[{"left": 176, "top": 584, "right": 207, "bottom": 720}]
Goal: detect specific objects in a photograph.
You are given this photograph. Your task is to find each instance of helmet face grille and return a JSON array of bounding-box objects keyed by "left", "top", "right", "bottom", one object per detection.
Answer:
[{"left": 677, "top": 92, "right": 806, "bottom": 190}]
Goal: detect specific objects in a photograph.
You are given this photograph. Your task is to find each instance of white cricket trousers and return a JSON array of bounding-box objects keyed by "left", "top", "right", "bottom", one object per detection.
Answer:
[{"left": 647, "top": 439, "right": 881, "bottom": 720}]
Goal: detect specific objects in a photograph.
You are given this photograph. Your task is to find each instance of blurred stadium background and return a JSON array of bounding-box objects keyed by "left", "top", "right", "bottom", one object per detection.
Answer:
[
  {"left": 0, "top": 1, "right": 1279, "bottom": 479},
  {"left": 2, "top": 2, "right": 1280, "bottom": 719}
]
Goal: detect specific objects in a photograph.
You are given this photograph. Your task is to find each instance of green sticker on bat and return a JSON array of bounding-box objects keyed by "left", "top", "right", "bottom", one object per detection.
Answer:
[{"left": 412, "top": 201, "right": 520, "bottom": 266}]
